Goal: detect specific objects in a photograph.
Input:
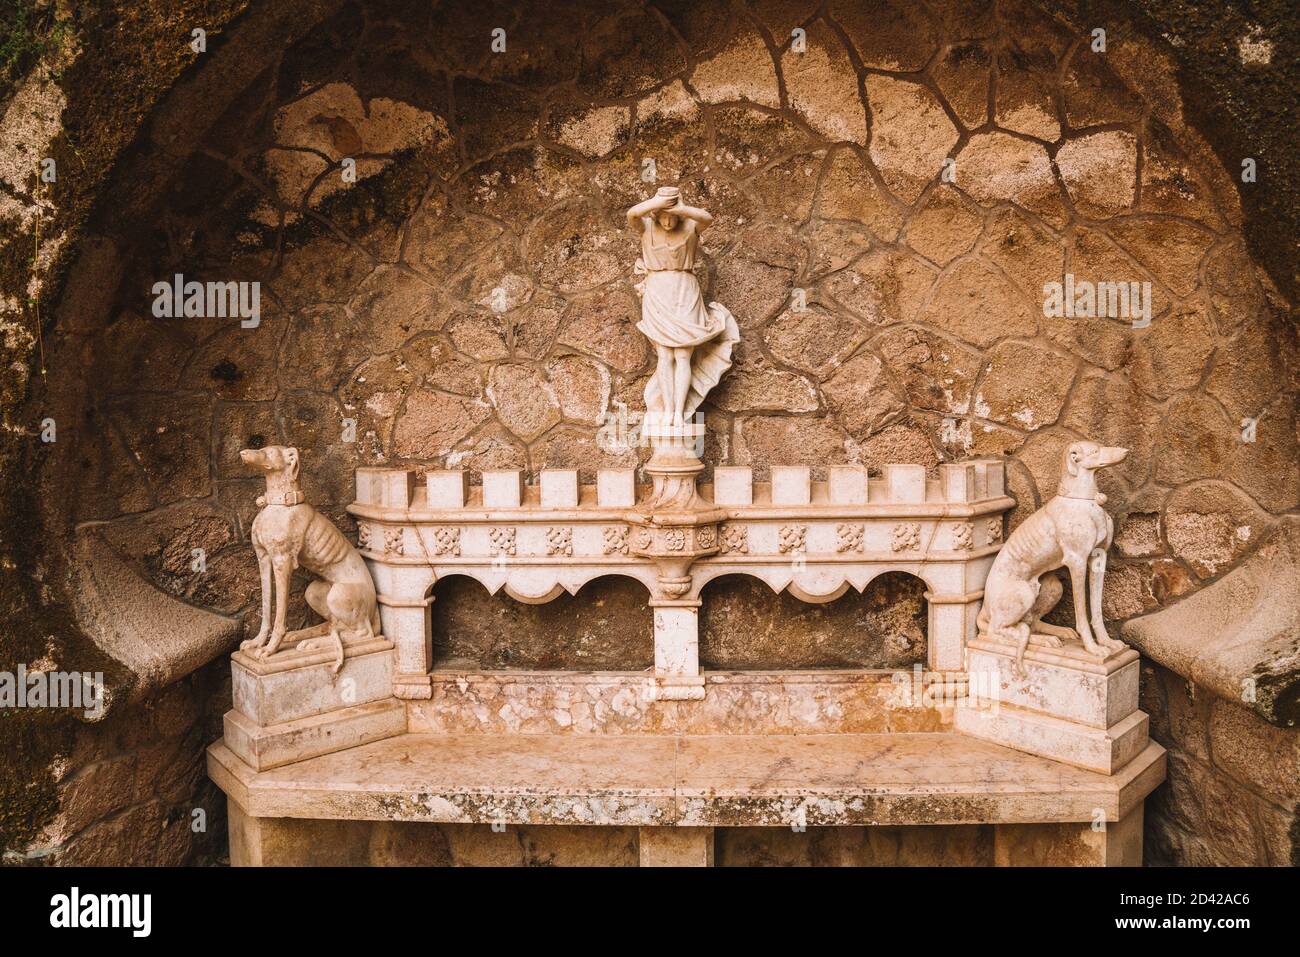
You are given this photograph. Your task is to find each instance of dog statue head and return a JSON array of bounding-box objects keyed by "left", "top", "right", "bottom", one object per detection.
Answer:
[
  {"left": 240, "top": 446, "right": 304, "bottom": 507},
  {"left": 1060, "top": 440, "right": 1128, "bottom": 502},
  {"left": 240, "top": 445, "right": 300, "bottom": 480},
  {"left": 1064, "top": 440, "right": 1128, "bottom": 475}
]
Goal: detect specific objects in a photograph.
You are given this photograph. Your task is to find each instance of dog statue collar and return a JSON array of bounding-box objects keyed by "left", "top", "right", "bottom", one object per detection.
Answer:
[
  {"left": 1058, "top": 491, "right": 1107, "bottom": 504},
  {"left": 262, "top": 489, "right": 304, "bottom": 506}
]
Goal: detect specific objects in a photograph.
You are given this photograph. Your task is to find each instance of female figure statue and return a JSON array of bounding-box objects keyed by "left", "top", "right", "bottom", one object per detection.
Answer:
[{"left": 626, "top": 187, "right": 740, "bottom": 429}]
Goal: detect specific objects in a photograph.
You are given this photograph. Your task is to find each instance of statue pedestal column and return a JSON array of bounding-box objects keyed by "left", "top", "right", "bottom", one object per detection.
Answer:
[
  {"left": 639, "top": 419, "right": 708, "bottom": 510},
  {"left": 955, "top": 637, "right": 1149, "bottom": 774},
  {"left": 630, "top": 422, "right": 719, "bottom": 701}
]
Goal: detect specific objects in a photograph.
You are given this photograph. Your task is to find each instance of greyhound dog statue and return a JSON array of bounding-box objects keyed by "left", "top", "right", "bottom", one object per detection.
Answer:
[
  {"left": 978, "top": 440, "right": 1129, "bottom": 675},
  {"left": 238, "top": 445, "right": 379, "bottom": 673}
]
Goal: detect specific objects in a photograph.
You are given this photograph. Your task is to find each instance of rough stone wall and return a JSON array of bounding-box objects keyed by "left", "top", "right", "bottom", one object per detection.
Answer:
[
  {"left": 1141, "top": 661, "right": 1298, "bottom": 866},
  {"left": 1, "top": 0, "right": 1296, "bottom": 865},
  {"left": 31, "top": 660, "right": 231, "bottom": 865},
  {"left": 57, "top": 0, "right": 1297, "bottom": 656}
]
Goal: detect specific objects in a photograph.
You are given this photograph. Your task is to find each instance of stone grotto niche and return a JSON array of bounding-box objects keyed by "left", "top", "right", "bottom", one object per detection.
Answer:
[
  {"left": 209, "top": 178, "right": 1164, "bottom": 866},
  {"left": 18, "top": 0, "right": 1298, "bottom": 870}
]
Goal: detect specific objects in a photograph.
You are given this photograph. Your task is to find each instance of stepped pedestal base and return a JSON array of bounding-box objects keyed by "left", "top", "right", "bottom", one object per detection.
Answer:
[
  {"left": 957, "top": 636, "right": 1148, "bottom": 774},
  {"left": 226, "top": 637, "right": 403, "bottom": 771}
]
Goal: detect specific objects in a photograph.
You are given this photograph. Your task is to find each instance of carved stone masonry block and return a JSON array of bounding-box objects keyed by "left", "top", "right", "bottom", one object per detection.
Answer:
[
  {"left": 597, "top": 468, "right": 637, "bottom": 507},
  {"left": 836, "top": 522, "right": 865, "bottom": 553},
  {"left": 432, "top": 526, "right": 460, "bottom": 557},
  {"left": 952, "top": 521, "right": 974, "bottom": 551},
  {"left": 482, "top": 470, "right": 524, "bottom": 508},
  {"left": 778, "top": 524, "right": 807, "bottom": 554},
  {"left": 603, "top": 525, "right": 630, "bottom": 555},
  {"left": 427, "top": 470, "right": 468, "bottom": 508},
  {"left": 891, "top": 522, "right": 921, "bottom": 553},
  {"left": 489, "top": 526, "right": 516, "bottom": 557},
  {"left": 712, "top": 466, "right": 753, "bottom": 506},
  {"left": 540, "top": 469, "right": 579, "bottom": 509},
  {"left": 719, "top": 523, "right": 748, "bottom": 555},
  {"left": 383, "top": 526, "right": 405, "bottom": 556},
  {"left": 546, "top": 526, "right": 574, "bottom": 557}
]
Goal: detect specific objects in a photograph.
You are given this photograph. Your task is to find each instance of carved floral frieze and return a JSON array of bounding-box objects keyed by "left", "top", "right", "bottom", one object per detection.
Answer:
[
  {"left": 432, "top": 526, "right": 460, "bottom": 557},
  {"left": 603, "top": 525, "right": 629, "bottom": 555},
  {"left": 891, "top": 522, "right": 921, "bottom": 553},
  {"left": 546, "top": 526, "right": 574, "bottom": 557},
  {"left": 779, "top": 524, "right": 807, "bottom": 554},
  {"left": 719, "top": 524, "right": 748, "bottom": 555},
  {"left": 489, "top": 526, "right": 517, "bottom": 557},
  {"left": 836, "top": 522, "right": 864, "bottom": 553}
]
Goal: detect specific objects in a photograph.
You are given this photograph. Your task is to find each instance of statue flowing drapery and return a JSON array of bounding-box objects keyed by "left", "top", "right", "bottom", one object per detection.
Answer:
[{"left": 633, "top": 207, "right": 739, "bottom": 423}]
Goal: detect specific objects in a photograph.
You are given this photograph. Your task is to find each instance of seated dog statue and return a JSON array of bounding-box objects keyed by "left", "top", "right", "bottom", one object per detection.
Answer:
[
  {"left": 238, "top": 445, "right": 379, "bottom": 673},
  {"left": 978, "top": 440, "right": 1129, "bottom": 675}
]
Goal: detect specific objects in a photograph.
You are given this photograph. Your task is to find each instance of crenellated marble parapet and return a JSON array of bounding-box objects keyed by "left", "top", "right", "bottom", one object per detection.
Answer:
[{"left": 346, "top": 458, "right": 1012, "bottom": 699}]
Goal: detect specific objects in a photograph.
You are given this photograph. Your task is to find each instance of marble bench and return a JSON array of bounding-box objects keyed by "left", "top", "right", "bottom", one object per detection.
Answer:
[{"left": 209, "top": 727, "right": 1164, "bottom": 866}]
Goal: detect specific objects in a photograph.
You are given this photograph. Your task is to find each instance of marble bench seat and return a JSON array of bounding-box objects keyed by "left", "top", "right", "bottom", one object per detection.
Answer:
[{"left": 209, "top": 731, "right": 1164, "bottom": 865}]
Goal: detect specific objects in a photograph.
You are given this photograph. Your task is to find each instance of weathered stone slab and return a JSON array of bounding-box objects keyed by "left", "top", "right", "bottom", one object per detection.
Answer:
[
  {"left": 208, "top": 732, "right": 1165, "bottom": 828},
  {"left": 1122, "top": 521, "right": 1300, "bottom": 727},
  {"left": 407, "top": 670, "right": 951, "bottom": 736}
]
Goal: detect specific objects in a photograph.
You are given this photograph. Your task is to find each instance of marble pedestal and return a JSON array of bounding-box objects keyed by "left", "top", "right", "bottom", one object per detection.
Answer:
[
  {"left": 225, "top": 636, "right": 405, "bottom": 771},
  {"left": 955, "top": 636, "right": 1148, "bottom": 774}
]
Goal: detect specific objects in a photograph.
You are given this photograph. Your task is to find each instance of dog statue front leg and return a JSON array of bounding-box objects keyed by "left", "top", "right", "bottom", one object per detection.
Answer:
[
  {"left": 241, "top": 549, "right": 274, "bottom": 652},
  {"left": 258, "top": 555, "right": 294, "bottom": 658},
  {"left": 1087, "top": 548, "right": 1125, "bottom": 655},
  {"left": 1066, "top": 557, "right": 1105, "bottom": 658}
]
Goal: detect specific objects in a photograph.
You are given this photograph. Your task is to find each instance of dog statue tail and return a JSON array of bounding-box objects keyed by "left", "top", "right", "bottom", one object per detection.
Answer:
[
  {"left": 975, "top": 602, "right": 1034, "bottom": 676},
  {"left": 327, "top": 606, "right": 379, "bottom": 678}
]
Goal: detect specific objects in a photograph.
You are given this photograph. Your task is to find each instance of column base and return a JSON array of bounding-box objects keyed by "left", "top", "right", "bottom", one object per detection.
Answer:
[
  {"left": 994, "top": 805, "right": 1144, "bottom": 866},
  {"left": 650, "top": 674, "right": 706, "bottom": 701},
  {"left": 393, "top": 672, "right": 434, "bottom": 700},
  {"left": 639, "top": 827, "right": 715, "bottom": 867}
]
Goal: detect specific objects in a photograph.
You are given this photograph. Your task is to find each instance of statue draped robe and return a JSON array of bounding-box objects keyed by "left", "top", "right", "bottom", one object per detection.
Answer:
[{"left": 635, "top": 216, "right": 740, "bottom": 422}]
